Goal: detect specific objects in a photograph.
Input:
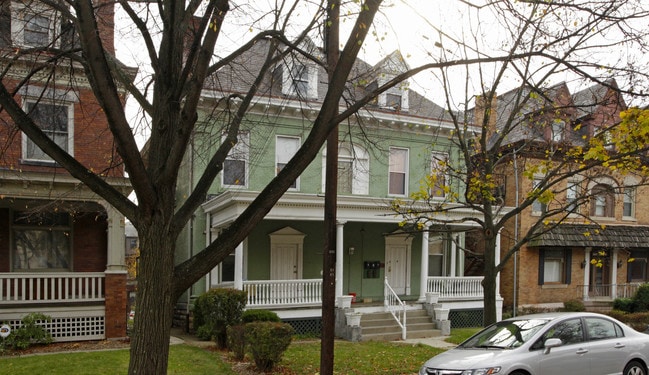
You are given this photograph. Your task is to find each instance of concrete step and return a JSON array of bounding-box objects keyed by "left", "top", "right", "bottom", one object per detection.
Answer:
[{"left": 358, "top": 308, "right": 440, "bottom": 341}]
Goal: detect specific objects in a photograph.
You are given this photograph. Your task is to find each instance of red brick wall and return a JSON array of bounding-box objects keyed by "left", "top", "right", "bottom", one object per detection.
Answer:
[
  {"left": 73, "top": 214, "right": 108, "bottom": 272},
  {"left": 104, "top": 272, "right": 127, "bottom": 339}
]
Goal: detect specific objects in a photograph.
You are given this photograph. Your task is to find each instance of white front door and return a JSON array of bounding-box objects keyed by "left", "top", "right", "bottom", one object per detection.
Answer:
[
  {"left": 385, "top": 243, "right": 408, "bottom": 295},
  {"left": 271, "top": 243, "right": 299, "bottom": 280}
]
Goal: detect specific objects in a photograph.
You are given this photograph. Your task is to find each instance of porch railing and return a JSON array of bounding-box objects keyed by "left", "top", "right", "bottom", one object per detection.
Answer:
[
  {"left": 243, "top": 279, "right": 322, "bottom": 307},
  {"left": 578, "top": 283, "right": 643, "bottom": 299},
  {"left": 427, "top": 276, "right": 483, "bottom": 300},
  {"left": 0, "top": 272, "right": 105, "bottom": 305},
  {"left": 384, "top": 277, "right": 406, "bottom": 340}
]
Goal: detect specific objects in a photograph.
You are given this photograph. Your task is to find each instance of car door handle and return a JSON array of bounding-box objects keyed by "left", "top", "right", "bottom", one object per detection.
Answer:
[
  {"left": 614, "top": 343, "right": 626, "bottom": 349},
  {"left": 576, "top": 348, "right": 589, "bottom": 355}
]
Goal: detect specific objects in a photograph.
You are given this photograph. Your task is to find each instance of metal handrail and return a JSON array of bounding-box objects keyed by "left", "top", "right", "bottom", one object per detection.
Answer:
[{"left": 384, "top": 277, "right": 406, "bottom": 340}]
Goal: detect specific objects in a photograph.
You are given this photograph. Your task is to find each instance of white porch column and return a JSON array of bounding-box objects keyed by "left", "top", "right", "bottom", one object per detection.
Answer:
[
  {"left": 234, "top": 242, "right": 244, "bottom": 290},
  {"left": 336, "top": 221, "right": 346, "bottom": 299},
  {"left": 104, "top": 203, "right": 126, "bottom": 271},
  {"left": 611, "top": 249, "right": 618, "bottom": 299},
  {"left": 205, "top": 212, "right": 212, "bottom": 292},
  {"left": 419, "top": 226, "right": 430, "bottom": 302},
  {"left": 450, "top": 235, "right": 457, "bottom": 277},
  {"left": 583, "top": 248, "right": 591, "bottom": 301}
]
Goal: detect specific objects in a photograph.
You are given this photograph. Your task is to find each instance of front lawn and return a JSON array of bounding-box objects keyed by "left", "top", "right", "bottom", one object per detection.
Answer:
[{"left": 1, "top": 339, "right": 446, "bottom": 374}]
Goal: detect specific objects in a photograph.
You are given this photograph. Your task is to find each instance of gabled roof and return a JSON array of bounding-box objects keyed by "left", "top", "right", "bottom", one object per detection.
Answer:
[{"left": 204, "top": 38, "right": 454, "bottom": 122}]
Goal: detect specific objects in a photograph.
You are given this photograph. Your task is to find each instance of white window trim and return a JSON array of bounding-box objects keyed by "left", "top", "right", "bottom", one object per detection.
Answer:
[
  {"left": 377, "top": 80, "right": 410, "bottom": 111},
  {"left": 276, "top": 135, "right": 301, "bottom": 191},
  {"left": 12, "top": 2, "right": 60, "bottom": 48},
  {"left": 388, "top": 147, "right": 409, "bottom": 197},
  {"left": 531, "top": 176, "right": 546, "bottom": 216},
  {"left": 551, "top": 120, "right": 565, "bottom": 142},
  {"left": 21, "top": 98, "right": 74, "bottom": 163},
  {"left": 430, "top": 151, "right": 449, "bottom": 200},
  {"left": 221, "top": 132, "right": 249, "bottom": 188},
  {"left": 320, "top": 144, "right": 370, "bottom": 195},
  {"left": 566, "top": 178, "right": 580, "bottom": 215},
  {"left": 281, "top": 61, "right": 318, "bottom": 99},
  {"left": 623, "top": 186, "right": 636, "bottom": 220}
]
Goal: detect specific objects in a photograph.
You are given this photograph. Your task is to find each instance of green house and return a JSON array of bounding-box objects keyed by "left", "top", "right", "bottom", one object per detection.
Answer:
[{"left": 175, "top": 39, "right": 501, "bottom": 338}]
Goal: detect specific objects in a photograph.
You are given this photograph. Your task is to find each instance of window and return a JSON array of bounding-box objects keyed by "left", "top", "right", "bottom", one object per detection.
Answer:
[
  {"left": 532, "top": 319, "right": 583, "bottom": 350},
  {"left": 551, "top": 120, "right": 565, "bottom": 142},
  {"left": 566, "top": 180, "right": 579, "bottom": 213},
  {"left": 222, "top": 132, "right": 249, "bottom": 187},
  {"left": 23, "top": 100, "right": 73, "bottom": 162},
  {"left": 337, "top": 156, "right": 353, "bottom": 195},
  {"left": 385, "top": 93, "right": 402, "bottom": 110},
  {"left": 12, "top": 4, "right": 59, "bottom": 48},
  {"left": 12, "top": 211, "right": 71, "bottom": 271},
  {"left": 389, "top": 147, "right": 408, "bottom": 195},
  {"left": 623, "top": 187, "right": 635, "bottom": 218},
  {"left": 539, "top": 248, "right": 571, "bottom": 285},
  {"left": 321, "top": 144, "right": 369, "bottom": 195},
  {"left": 276, "top": 136, "right": 300, "bottom": 189},
  {"left": 585, "top": 318, "right": 622, "bottom": 341},
  {"left": 628, "top": 250, "right": 647, "bottom": 282},
  {"left": 532, "top": 178, "right": 546, "bottom": 214},
  {"left": 280, "top": 61, "right": 317, "bottom": 99},
  {"left": 590, "top": 184, "right": 615, "bottom": 218},
  {"left": 430, "top": 152, "right": 448, "bottom": 198}
]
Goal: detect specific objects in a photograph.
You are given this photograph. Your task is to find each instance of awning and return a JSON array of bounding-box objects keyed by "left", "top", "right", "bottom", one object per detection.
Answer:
[{"left": 528, "top": 224, "right": 649, "bottom": 248}]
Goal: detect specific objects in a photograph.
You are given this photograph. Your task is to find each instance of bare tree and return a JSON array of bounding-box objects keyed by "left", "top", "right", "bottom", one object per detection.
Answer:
[{"left": 392, "top": 0, "right": 649, "bottom": 325}]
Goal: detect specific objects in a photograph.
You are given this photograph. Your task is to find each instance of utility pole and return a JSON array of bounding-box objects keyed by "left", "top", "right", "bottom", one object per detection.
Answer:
[{"left": 320, "top": 1, "right": 340, "bottom": 374}]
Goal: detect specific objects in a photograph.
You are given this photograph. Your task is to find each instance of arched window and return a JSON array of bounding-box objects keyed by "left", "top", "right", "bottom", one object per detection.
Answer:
[{"left": 590, "top": 184, "right": 615, "bottom": 218}]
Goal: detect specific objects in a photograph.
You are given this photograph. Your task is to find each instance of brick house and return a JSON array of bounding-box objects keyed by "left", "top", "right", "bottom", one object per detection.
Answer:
[
  {"left": 0, "top": 0, "right": 133, "bottom": 341},
  {"left": 481, "top": 80, "right": 649, "bottom": 313}
]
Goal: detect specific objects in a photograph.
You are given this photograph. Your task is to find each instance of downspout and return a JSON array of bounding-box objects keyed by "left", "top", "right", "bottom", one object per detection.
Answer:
[{"left": 513, "top": 150, "right": 519, "bottom": 316}]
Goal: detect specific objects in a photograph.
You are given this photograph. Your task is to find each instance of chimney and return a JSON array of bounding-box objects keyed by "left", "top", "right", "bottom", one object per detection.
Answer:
[
  {"left": 475, "top": 91, "right": 498, "bottom": 142},
  {"left": 94, "top": 0, "right": 115, "bottom": 55}
]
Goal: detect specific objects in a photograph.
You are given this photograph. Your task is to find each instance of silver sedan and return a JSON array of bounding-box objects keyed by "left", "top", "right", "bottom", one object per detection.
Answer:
[{"left": 419, "top": 311, "right": 649, "bottom": 375}]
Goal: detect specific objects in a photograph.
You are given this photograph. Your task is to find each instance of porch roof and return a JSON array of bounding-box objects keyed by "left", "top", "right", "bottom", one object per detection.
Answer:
[{"left": 528, "top": 224, "right": 649, "bottom": 249}]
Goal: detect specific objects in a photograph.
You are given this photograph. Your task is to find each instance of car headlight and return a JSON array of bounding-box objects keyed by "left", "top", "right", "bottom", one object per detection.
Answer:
[{"left": 462, "top": 368, "right": 501, "bottom": 375}]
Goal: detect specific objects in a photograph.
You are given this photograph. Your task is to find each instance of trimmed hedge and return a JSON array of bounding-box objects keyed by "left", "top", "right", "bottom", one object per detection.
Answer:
[
  {"left": 192, "top": 288, "right": 247, "bottom": 348},
  {"left": 241, "top": 309, "right": 281, "bottom": 323},
  {"left": 245, "top": 321, "right": 294, "bottom": 372}
]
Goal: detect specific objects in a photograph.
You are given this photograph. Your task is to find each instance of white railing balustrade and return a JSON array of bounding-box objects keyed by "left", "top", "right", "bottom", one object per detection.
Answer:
[
  {"left": 0, "top": 273, "right": 105, "bottom": 304},
  {"left": 384, "top": 277, "right": 406, "bottom": 340},
  {"left": 427, "top": 276, "right": 483, "bottom": 300},
  {"left": 243, "top": 279, "right": 322, "bottom": 307}
]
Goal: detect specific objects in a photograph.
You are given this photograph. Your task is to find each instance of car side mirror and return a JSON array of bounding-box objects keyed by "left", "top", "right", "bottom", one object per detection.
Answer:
[{"left": 543, "top": 338, "right": 563, "bottom": 354}]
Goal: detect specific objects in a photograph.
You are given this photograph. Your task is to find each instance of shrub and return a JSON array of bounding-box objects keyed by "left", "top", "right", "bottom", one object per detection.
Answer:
[
  {"left": 608, "top": 310, "right": 649, "bottom": 332},
  {"left": 245, "top": 321, "right": 294, "bottom": 372},
  {"left": 241, "top": 309, "right": 281, "bottom": 324},
  {"left": 227, "top": 324, "right": 247, "bottom": 360},
  {"left": 562, "top": 299, "right": 585, "bottom": 312},
  {"left": 613, "top": 298, "right": 634, "bottom": 313},
  {"left": 633, "top": 284, "right": 649, "bottom": 312},
  {"left": 0, "top": 313, "right": 53, "bottom": 351},
  {"left": 192, "top": 288, "right": 247, "bottom": 348}
]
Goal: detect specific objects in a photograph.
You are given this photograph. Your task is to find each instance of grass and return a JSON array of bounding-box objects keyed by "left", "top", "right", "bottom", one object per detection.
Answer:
[
  {"left": 0, "top": 345, "right": 235, "bottom": 375},
  {"left": 0, "top": 329, "right": 482, "bottom": 374},
  {"left": 445, "top": 327, "right": 481, "bottom": 345}
]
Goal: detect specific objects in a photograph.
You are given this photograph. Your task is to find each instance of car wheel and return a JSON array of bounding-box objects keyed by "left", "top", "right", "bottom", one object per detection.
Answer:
[
  {"left": 624, "top": 360, "right": 647, "bottom": 375},
  {"left": 509, "top": 372, "right": 528, "bottom": 375}
]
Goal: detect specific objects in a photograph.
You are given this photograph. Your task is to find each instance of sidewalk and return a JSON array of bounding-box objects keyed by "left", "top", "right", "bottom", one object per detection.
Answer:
[{"left": 170, "top": 327, "right": 456, "bottom": 349}]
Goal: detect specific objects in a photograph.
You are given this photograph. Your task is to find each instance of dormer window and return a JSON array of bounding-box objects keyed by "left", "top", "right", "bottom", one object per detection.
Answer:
[
  {"left": 279, "top": 61, "right": 318, "bottom": 99},
  {"left": 12, "top": 2, "right": 60, "bottom": 48},
  {"left": 368, "top": 79, "right": 409, "bottom": 112},
  {"left": 551, "top": 120, "right": 565, "bottom": 142}
]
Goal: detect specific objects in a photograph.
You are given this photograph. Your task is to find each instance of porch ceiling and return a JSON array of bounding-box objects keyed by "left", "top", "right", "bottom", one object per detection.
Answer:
[{"left": 528, "top": 224, "right": 649, "bottom": 248}]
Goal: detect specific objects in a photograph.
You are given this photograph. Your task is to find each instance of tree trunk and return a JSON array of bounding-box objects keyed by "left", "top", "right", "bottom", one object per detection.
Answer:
[{"left": 128, "top": 221, "right": 177, "bottom": 375}]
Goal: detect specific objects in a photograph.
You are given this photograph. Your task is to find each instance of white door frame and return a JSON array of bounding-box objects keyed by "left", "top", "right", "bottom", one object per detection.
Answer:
[
  {"left": 385, "top": 232, "right": 412, "bottom": 295},
  {"left": 269, "top": 227, "right": 305, "bottom": 280}
]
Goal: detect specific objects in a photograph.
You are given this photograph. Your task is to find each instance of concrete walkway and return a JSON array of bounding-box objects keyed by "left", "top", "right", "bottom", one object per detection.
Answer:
[{"left": 170, "top": 327, "right": 456, "bottom": 349}]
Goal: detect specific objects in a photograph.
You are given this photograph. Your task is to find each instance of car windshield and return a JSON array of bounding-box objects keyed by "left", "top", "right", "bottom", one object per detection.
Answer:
[{"left": 460, "top": 319, "right": 550, "bottom": 349}]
